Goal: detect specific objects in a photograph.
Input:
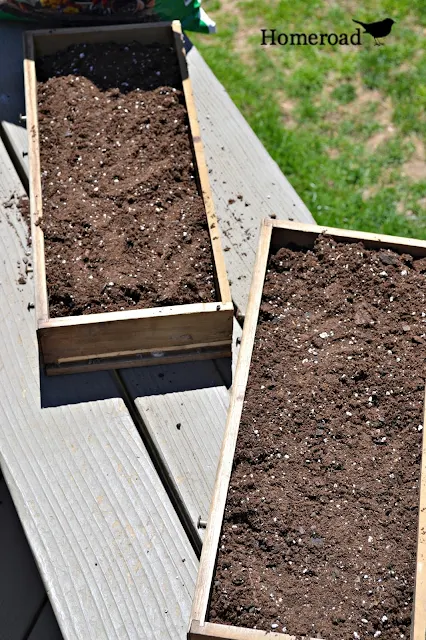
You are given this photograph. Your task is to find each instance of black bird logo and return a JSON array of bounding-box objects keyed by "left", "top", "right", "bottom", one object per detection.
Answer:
[{"left": 352, "top": 17, "right": 396, "bottom": 45}]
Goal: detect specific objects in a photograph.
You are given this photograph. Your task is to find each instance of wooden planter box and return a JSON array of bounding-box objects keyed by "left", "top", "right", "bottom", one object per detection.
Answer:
[
  {"left": 189, "top": 219, "right": 426, "bottom": 640},
  {"left": 23, "top": 21, "right": 233, "bottom": 375}
]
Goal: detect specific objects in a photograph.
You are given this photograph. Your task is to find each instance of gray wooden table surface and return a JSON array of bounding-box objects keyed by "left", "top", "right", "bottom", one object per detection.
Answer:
[{"left": 0, "top": 21, "right": 313, "bottom": 640}]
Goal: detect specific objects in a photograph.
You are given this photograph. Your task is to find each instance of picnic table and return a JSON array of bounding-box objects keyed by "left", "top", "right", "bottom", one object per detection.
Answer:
[{"left": 0, "top": 20, "right": 313, "bottom": 640}]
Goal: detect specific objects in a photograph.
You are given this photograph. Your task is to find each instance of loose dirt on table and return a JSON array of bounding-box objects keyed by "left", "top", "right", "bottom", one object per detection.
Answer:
[
  {"left": 36, "top": 41, "right": 215, "bottom": 317},
  {"left": 209, "top": 235, "right": 426, "bottom": 640}
]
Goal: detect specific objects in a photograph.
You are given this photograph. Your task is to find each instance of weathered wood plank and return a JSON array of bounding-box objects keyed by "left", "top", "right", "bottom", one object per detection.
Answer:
[
  {"left": 27, "top": 601, "right": 63, "bottom": 640},
  {"left": 185, "top": 44, "right": 314, "bottom": 316},
  {"left": 0, "top": 474, "right": 46, "bottom": 640},
  {"left": 121, "top": 362, "right": 229, "bottom": 536},
  {"left": 409, "top": 392, "right": 426, "bottom": 640},
  {"left": 120, "top": 320, "right": 241, "bottom": 539},
  {"left": 173, "top": 23, "right": 232, "bottom": 307},
  {"left": 190, "top": 220, "right": 273, "bottom": 629},
  {"left": 0, "top": 138, "right": 198, "bottom": 640},
  {"left": 0, "top": 122, "right": 29, "bottom": 192}
]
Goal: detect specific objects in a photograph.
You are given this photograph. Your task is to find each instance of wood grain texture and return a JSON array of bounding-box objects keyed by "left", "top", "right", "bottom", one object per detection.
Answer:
[
  {"left": 189, "top": 620, "right": 298, "bottom": 640},
  {"left": 173, "top": 22, "right": 231, "bottom": 305},
  {"left": 38, "top": 303, "right": 233, "bottom": 369},
  {"left": 0, "top": 475, "right": 46, "bottom": 640},
  {"left": 23, "top": 32, "right": 49, "bottom": 324},
  {"left": 190, "top": 221, "right": 272, "bottom": 627},
  {"left": 120, "top": 318, "right": 241, "bottom": 535},
  {"left": 122, "top": 361, "right": 229, "bottom": 538},
  {"left": 185, "top": 45, "right": 314, "bottom": 317},
  {"left": 0, "top": 122, "right": 29, "bottom": 192},
  {"left": 270, "top": 219, "right": 426, "bottom": 256},
  {"left": 27, "top": 601, "right": 63, "bottom": 640},
  {"left": 0, "top": 139, "right": 198, "bottom": 640},
  {"left": 45, "top": 343, "right": 232, "bottom": 377}
]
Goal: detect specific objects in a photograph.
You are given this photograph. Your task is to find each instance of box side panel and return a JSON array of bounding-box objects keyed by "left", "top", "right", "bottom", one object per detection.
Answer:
[
  {"left": 172, "top": 23, "right": 232, "bottom": 305},
  {"left": 411, "top": 390, "right": 426, "bottom": 640},
  {"left": 39, "top": 307, "right": 233, "bottom": 365},
  {"left": 191, "top": 222, "right": 272, "bottom": 625},
  {"left": 189, "top": 620, "right": 299, "bottom": 640},
  {"left": 270, "top": 223, "right": 426, "bottom": 258},
  {"left": 23, "top": 32, "right": 50, "bottom": 324},
  {"left": 31, "top": 23, "right": 174, "bottom": 57},
  {"left": 46, "top": 343, "right": 231, "bottom": 375}
]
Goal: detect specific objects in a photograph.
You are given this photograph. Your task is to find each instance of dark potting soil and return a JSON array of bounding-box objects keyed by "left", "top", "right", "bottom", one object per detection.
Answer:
[
  {"left": 36, "top": 42, "right": 215, "bottom": 317},
  {"left": 209, "top": 235, "right": 426, "bottom": 640}
]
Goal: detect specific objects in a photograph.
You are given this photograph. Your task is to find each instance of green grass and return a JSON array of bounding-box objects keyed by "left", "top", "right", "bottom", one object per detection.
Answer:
[{"left": 192, "top": 0, "right": 426, "bottom": 238}]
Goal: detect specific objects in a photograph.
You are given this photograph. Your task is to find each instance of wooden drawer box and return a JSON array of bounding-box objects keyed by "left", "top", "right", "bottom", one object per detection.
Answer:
[
  {"left": 189, "top": 219, "right": 426, "bottom": 640},
  {"left": 23, "top": 21, "right": 233, "bottom": 375}
]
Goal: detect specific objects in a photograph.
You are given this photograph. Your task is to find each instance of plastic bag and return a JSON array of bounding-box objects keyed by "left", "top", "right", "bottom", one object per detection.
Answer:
[{"left": 0, "top": 0, "right": 215, "bottom": 33}]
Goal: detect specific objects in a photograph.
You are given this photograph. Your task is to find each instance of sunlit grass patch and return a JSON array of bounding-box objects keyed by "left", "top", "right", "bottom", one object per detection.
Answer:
[{"left": 194, "top": 0, "right": 426, "bottom": 238}]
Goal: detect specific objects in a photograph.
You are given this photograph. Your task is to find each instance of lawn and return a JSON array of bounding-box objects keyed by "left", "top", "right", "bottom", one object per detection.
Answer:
[{"left": 192, "top": 0, "right": 426, "bottom": 238}]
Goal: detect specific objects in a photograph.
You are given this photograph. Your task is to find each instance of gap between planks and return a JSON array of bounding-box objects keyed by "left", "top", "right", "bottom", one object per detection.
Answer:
[
  {"left": 120, "top": 319, "right": 242, "bottom": 552},
  {"left": 27, "top": 599, "right": 63, "bottom": 640},
  {"left": 0, "top": 470, "right": 49, "bottom": 640}
]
